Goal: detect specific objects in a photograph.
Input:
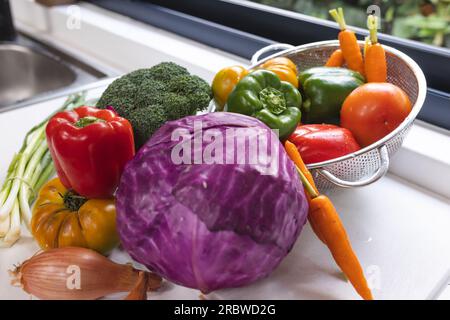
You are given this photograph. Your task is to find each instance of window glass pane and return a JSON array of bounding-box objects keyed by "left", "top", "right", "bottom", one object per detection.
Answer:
[{"left": 249, "top": 0, "right": 450, "bottom": 49}]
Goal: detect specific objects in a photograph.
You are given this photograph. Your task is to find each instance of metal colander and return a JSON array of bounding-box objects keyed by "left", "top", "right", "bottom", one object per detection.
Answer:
[{"left": 241, "top": 41, "right": 426, "bottom": 192}]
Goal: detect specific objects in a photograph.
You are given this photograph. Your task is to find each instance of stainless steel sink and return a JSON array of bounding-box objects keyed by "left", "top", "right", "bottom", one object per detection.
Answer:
[
  {"left": 0, "top": 44, "right": 76, "bottom": 106},
  {"left": 0, "top": 35, "right": 116, "bottom": 112}
]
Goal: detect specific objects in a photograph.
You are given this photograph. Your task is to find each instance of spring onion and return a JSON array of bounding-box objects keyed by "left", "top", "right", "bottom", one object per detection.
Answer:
[{"left": 0, "top": 93, "right": 87, "bottom": 247}]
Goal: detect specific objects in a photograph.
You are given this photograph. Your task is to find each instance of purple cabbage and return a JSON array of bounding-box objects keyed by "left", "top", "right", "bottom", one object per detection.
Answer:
[{"left": 116, "top": 112, "right": 308, "bottom": 293}]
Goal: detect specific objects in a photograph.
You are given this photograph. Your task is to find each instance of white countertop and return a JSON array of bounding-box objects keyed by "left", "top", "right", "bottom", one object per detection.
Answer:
[{"left": 1, "top": 87, "right": 449, "bottom": 300}]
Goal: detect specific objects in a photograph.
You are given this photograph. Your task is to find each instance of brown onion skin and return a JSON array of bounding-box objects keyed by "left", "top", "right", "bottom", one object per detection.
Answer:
[
  {"left": 124, "top": 272, "right": 148, "bottom": 300},
  {"left": 12, "top": 247, "right": 161, "bottom": 300}
]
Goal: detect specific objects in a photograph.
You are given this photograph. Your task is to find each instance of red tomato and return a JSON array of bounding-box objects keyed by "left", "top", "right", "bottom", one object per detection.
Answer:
[
  {"left": 341, "top": 83, "right": 412, "bottom": 147},
  {"left": 288, "top": 124, "right": 361, "bottom": 164}
]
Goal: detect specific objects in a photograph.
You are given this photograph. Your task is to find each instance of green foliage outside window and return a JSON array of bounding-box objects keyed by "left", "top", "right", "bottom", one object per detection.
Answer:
[{"left": 251, "top": 0, "right": 450, "bottom": 48}]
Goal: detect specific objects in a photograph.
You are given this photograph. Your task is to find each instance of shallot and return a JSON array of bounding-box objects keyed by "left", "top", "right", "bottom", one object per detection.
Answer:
[{"left": 10, "top": 247, "right": 162, "bottom": 300}]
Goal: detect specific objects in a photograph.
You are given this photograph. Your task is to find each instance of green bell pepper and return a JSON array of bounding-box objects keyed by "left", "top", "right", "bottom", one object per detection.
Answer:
[
  {"left": 299, "top": 67, "right": 365, "bottom": 124},
  {"left": 225, "top": 69, "right": 302, "bottom": 140}
]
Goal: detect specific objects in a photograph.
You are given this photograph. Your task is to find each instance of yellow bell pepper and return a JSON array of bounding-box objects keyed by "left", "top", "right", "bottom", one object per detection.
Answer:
[
  {"left": 212, "top": 65, "right": 248, "bottom": 110},
  {"left": 31, "top": 177, "right": 119, "bottom": 254},
  {"left": 261, "top": 57, "right": 299, "bottom": 88},
  {"left": 262, "top": 57, "right": 298, "bottom": 73}
]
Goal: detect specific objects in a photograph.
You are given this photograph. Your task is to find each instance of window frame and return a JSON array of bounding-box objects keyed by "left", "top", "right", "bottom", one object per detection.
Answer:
[{"left": 86, "top": 0, "right": 450, "bottom": 130}]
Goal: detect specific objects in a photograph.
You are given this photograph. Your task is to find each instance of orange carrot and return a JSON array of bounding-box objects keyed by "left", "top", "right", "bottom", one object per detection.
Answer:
[
  {"left": 325, "top": 49, "right": 344, "bottom": 67},
  {"left": 329, "top": 8, "right": 365, "bottom": 76},
  {"left": 306, "top": 200, "right": 327, "bottom": 245},
  {"left": 285, "top": 141, "right": 318, "bottom": 194},
  {"left": 364, "top": 15, "right": 387, "bottom": 82},
  {"left": 284, "top": 141, "right": 373, "bottom": 300},
  {"left": 309, "top": 195, "right": 374, "bottom": 300},
  {"left": 285, "top": 141, "right": 325, "bottom": 243}
]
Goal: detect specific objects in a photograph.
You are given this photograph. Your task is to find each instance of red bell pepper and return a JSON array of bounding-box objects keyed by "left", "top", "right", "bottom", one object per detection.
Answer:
[
  {"left": 288, "top": 124, "right": 360, "bottom": 164},
  {"left": 46, "top": 106, "right": 135, "bottom": 198}
]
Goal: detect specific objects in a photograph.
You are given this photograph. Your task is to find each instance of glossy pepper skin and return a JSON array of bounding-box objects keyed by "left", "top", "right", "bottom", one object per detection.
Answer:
[
  {"left": 31, "top": 178, "right": 119, "bottom": 254},
  {"left": 212, "top": 65, "right": 248, "bottom": 110},
  {"left": 225, "top": 69, "right": 302, "bottom": 140},
  {"left": 298, "top": 67, "right": 364, "bottom": 124},
  {"left": 288, "top": 124, "right": 360, "bottom": 164},
  {"left": 261, "top": 57, "right": 299, "bottom": 88},
  {"left": 46, "top": 106, "right": 135, "bottom": 198}
]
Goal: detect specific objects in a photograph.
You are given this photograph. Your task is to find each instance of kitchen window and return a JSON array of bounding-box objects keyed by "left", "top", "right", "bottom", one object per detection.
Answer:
[
  {"left": 248, "top": 0, "right": 450, "bottom": 49},
  {"left": 87, "top": 0, "right": 450, "bottom": 130}
]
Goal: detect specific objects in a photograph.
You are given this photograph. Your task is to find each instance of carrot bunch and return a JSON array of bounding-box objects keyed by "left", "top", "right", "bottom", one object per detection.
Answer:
[
  {"left": 329, "top": 8, "right": 365, "bottom": 75},
  {"left": 327, "top": 8, "right": 387, "bottom": 84},
  {"left": 285, "top": 141, "right": 374, "bottom": 300}
]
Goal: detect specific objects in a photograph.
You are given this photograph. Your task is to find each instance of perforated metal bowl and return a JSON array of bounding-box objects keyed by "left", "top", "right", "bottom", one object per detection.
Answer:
[{"left": 245, "top": 41, "right": 427, "bottom": 192}]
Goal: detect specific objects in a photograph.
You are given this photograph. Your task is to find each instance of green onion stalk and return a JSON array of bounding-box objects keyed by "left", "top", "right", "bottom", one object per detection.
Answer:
[{"left": 0, "top": 93, "right": 87, "bottom": 247}]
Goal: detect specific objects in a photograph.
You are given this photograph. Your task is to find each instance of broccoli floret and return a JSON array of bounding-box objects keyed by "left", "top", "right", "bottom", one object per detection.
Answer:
[
  {"left": 145, "top": 62, "right": 190, "bottom": 82},
  {"left": 166, "top": 75, "right": 212, "bottom": 115},
  {"left": 97, "top": 77, "right": 138, "bottom": 114},
  {"left": 97, "top": 62, "right": 212, "bottom": 149},
  {"left": 125, "top": 104, "right": 169, "bottom": 147},
  {"left": 133, "top": 79, "right": 167, "bottom": 107}
]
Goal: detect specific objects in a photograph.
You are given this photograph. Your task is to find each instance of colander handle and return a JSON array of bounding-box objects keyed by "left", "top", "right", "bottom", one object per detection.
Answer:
[
  {"left": 316, "top": 146, "right": 390, "bottom": 188},
  {"left": 251, "top": 43, "right": 295, "bottom": 65}
]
